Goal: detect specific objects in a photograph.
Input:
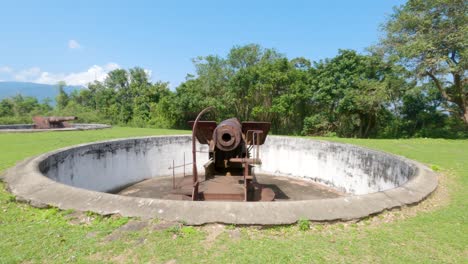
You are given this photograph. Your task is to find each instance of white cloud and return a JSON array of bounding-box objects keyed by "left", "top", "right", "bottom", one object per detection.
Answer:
[
  {"left": 35, "top": 63, "right": 121, "bottom": 86},
  {"left": 14, "top": 67, "right": 41, "bottom": 81},
  {"left": 0, "top": 66, "right": 13, "bottom": 73},
  {"left": 68, "top": 39, "right": 81, "bottom": 49},
  {"left": 1, "top": 63, "right": 154, "bottom": 86}
]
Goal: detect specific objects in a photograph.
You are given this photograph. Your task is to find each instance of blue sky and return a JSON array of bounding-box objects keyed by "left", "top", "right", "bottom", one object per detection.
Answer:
[{"left": 0, "top": 0, "right": 406, "bottom": 88}]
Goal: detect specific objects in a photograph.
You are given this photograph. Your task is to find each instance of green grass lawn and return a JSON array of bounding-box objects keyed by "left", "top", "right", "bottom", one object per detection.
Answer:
[{"left": 0, "top": 127, "right": 467, "bottom": 263}]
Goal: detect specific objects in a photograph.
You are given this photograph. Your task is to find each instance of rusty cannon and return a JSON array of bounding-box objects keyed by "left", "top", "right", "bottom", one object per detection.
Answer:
[
  {"left": 171, "top": 107, "right": 275, "bottom": 202},
  {"left": 32, "top": 116, "right": 78, "bottom": 129}
]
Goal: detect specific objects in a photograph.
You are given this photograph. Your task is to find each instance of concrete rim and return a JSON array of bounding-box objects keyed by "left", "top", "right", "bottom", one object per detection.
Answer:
[
  {"left": 1, "top": 135, "right": 438, "bottom": 225},
  {"left": 0, "top": 123, "right": 111, "bottom": 133}
]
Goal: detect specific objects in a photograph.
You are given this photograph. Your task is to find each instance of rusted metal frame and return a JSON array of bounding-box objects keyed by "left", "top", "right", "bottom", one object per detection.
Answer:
[
  {"left": 169, "top": 155, "right": 192, "bottom": 189},
  {"left": 191, "top": 107, "right": 214, "bottom": 200},
  {"left": 228, "top": 157, "right": 260, "bottom": 201},
  {"left": 245, "top": 130, "right": 256, "bottom": 158},
  {"left": 188, "top": 121, "right": 217, "bottom": 144},
  {"left": 229, "top": 158, "right": 262, "bottom": 164},
  {"left": 246, "top": 130, "right": 263, "bottom": 161},
  {"left": 253, "top": 131, "right": 263, "bottom": 160},
  {"left": 245, "top": 130, "right": 263, "bottom": 145},
  {"left": 243, "top": 158, "right": 249, "bottom": 201},
  {"left": 247, "top": 145, "right": 254, "bottom": 153},
  {"left": 245, "top": 130, "right": 256, "bottom": 145},
  {"left": 168, "top": 162, "right": 193, "bottom": 170},
  {"left": 242, "top": 122, "right": 271, "bottom": 145}
]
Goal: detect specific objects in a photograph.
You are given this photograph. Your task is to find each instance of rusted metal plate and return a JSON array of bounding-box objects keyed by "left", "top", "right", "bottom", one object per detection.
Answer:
[
  {"left": 171, "top": 174, "right": 274, "bottom": 201},
  {"left": 242, "top": 122, "right": 271, "bottom": 145},
  {"left": 260, "top": 188, "right": 275, "bottom": 201},
  {"left": 163, "top": 194, "right": 192, "bottom": 200},
  {"left": 188, "top": 121, "right": 217, "bottom": 144},
  {"left": 32, "top": 116, "right": 50, "bottom": 129},
  {"left": 201, "top": 175, "right": 245, "bottom": 201},
  {"left": 252, "top": 183, "right": 275, "bottom": 201}
]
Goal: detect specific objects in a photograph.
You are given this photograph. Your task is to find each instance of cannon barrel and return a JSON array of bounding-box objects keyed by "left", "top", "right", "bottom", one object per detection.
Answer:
[
  {"left": 32, "top": 116, "right": 78, "bottom": 129},
  {"left": 213, "top": 118, "right": 242, "bottom": 152},
  {"left": 47, "top": 116, "right": 78, "bottom": 122}
]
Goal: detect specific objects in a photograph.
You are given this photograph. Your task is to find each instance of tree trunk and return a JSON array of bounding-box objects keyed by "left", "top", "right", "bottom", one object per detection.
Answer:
[
  {"left": 463, "top": 106, "right": 468, "bottom": 126},
  {"left": 454, "top": 73, "right": 468, "bottom": 126},
  {"left": 364, "top": 114, "right": 375, "bottom": 138},
  {"left": 428, "top": 71, "right": 468, "bottom": 125},
  {"left": 358, "top": 114, "right": 365, "bottom": 138}
]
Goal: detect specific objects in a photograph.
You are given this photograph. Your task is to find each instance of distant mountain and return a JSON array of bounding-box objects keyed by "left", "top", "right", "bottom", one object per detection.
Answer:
[{"left": 0, "top": 82, "right": 82, "bottom": 103}]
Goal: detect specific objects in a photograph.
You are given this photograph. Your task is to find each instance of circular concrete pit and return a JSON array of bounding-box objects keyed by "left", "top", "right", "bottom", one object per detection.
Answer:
[
  {"left": 0, "top": 123, "right": 111, "bottom": 133},
  {"left": 1, "top": 135, "right": 438, "bottom": 225}
]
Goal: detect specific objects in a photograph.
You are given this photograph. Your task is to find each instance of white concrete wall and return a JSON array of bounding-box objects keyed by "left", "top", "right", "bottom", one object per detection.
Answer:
[
  {"left": 40, "top": 135, "right": 415, "bottom": 195},
  {"left": 257, "top": 137, "right": 414, "bottom": 194},
  {"left": 42, "top": 136, "right": 209, "bottom": 192}
]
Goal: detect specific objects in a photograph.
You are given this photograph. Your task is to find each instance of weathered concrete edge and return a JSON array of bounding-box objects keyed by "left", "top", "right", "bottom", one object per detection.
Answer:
[
  {"left": 0, "top": 135, "right": 438, "bottom": 225},
  {"left": 0, "top": 123, "right": 111, "bottom": 133}
]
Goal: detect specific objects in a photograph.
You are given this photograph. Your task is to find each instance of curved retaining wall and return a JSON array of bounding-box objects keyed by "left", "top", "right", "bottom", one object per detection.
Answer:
[
  {"left": 1, "top": 135, "right": 437, "bottom": 225},
  {"left": 0, "top": 123, "right": 111, "bottom": 133},
  {"left": 40, "top": 136, "right": 208, "bottom": 193},
  {"left": 258, "top": 137, "right": 414, "bottom": 195},
  {"left": 0, "top": 124, "right": 33, "bottom": 129},
  {"left": 39, "top": 136, "right": 413, "bottom": 195}
]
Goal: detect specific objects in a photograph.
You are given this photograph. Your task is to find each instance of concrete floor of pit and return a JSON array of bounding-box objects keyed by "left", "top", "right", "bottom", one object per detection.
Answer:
[{"left": 116, "top": 174, "right": 344, "bottom": 201}]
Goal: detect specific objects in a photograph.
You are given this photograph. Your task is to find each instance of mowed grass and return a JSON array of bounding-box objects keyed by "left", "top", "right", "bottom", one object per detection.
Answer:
[{"left": 0, "top": 127, "right": 467, "bottom": 263}]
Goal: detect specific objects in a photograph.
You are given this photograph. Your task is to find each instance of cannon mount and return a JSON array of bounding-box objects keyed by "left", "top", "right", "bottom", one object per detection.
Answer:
[
  {"left": 32, "top": 116, "right": 78, "bottom": 129},
  {"left": 171, "top": 108, "right": 274, "bottom": 202}
]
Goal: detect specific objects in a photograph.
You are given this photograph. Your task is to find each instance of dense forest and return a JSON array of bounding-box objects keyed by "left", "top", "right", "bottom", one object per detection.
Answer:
[{"left": 1, "top": 0, "right": 466, "bottom": 138}]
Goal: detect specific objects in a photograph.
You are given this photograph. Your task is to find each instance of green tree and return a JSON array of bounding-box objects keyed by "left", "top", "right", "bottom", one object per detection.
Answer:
[
  {"left": 105, "top": 69, "right": 132, "bottom": 123},
  {"left": 306, "top": 50, "right": 403, "bottom": 137},
  {"left": 0, "top": 98, "right": 14, "bottom": 117},
  {"left": 56, "top": 81, "right": 69, "bottom": 110},
  {"left": 382, "top": 0, "right": 468, "bottom": 124},
  {"left": 105, "top": 69, "right": 129, "bottom": 90},
  {"left": 11, "top": 94, "right": 41, "bottom": 116},
  {"left": 175, "top": 44, "right": 312, "bottom": 134},
  {"left": 400, "top": 84, "right": 448, "bottom": 137}
]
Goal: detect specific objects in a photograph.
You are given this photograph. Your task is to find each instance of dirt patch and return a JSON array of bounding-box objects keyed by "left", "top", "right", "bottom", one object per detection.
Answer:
[
  {"left": 64, "top": 211, "right": 97, "bottom": 225},
  {"left": 88, "top": 249, "right": 138, "bottom": 264},
  {"left": 227, "top": 229, "right": 241, "bottom": 240},
  {"left": 117, "top": 220, "right": 149, "bottom": 232},
  {"left": 102, "top": 219, "right": 181, "bottom": 243},
  {"left": 202, "top": 224, "right": 225, "bottom": 248},
  {"left": 150, "top": 220, "right": 179, "bottom": 231},
  {"left": 103, "top": 220, "right": 150, "bottom": 242}
]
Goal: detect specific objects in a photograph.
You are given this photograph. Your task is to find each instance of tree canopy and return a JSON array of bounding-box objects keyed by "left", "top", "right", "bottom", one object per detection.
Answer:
[
  {"left": 1, "top": 0, "right": 467, "bottom": 138},
  {"left": 382, "top": 0, "right": 467, "bottom": 124}
]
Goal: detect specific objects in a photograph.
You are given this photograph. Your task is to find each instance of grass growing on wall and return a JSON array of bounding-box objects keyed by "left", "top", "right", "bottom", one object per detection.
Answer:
[{"left": 0, "top": 127, "right": 467, "bottom": 263}]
